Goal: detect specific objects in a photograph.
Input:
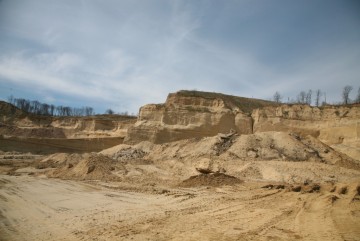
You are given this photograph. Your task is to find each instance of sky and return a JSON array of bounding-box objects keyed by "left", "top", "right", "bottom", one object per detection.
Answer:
[{"left": 0, "top": 0, "right": 359, "bottom": 114}]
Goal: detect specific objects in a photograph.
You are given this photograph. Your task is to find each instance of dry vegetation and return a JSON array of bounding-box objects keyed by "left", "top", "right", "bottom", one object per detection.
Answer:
[{"left": 177, "top": 90, "right": 279, "bottom": 113}]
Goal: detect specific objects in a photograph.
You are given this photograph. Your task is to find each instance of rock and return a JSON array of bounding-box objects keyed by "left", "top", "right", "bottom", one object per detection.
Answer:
[
  {"left": 195, "top": 158, "right": 225, "bottom": 174},
  {"left": 195, "top": 158, "right": 212, "bottom": 173}
]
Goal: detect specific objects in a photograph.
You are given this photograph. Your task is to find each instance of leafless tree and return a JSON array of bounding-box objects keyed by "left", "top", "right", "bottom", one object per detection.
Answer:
[
  {"left": 305, "top": 89, "right": 312, "bottom": 105},
  {"left": 273, "top": 91, "right": 282, "bottom": 103},
  {"left": 7, "top": 95, "right": 14, "bottom": 105},
  {"left": 49, "top": 105, "right": 55, "bottom": 116},
  {"left": 342, "top": 85, "right": 353, "bottom": 104},
  {"left": 56, "top": 106, "right": 64, "bottom": 116},
  {"left": 40, "top": 103, "right": 50, "bottom": 115},
  {"left": 315, "top": 89, "right": 322, "bottom": 107},
  {"left": 31, "top": 100, "right": 41, "bottom": 114},
  {"left": 356, "top": 87, "right": 360, "bottom": 104},
  {"left": 105, "top": 109, "right": 115, "bottom": 115},
  {"left": 72, "top": 108, "right": 84, "bottom": 116},
  {"left": 7, "top": 96, "right": 97, "bottom": 117},
  {"left": 85, "top": 107, "right": 94, "bottom": 116},
  {"left": 297, "top": 91, "right": 306, "bottom": 104},
  {"left": 121, "top": 111, "right": 129, "bottom": 116},
  {"left": 18, "top": 99, "right": 32, "bottom": 112}
]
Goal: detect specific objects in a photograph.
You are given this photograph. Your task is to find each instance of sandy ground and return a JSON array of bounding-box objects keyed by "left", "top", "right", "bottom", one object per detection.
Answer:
[
  {"left": 1, "top": 131, "right": 360, "bottom": 240},
  {"left": 1, "top": 175, "right": 360, "bottom": 241}
]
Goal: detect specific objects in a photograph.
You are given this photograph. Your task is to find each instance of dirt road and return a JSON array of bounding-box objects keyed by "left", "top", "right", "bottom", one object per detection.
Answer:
[{"left": 1, "top": 175, "right": 359, "bottom": 241}]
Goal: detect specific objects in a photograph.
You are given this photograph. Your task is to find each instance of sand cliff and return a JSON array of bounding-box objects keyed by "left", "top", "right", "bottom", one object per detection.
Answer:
[
  {"left": 125, "top": 90, "right": 360, "bottom": 161},
  {"left": 125, "top": 90, "right": 277, "bottom": 144},
  {"left": 0, "top": 101, "right": 136, "bottom": 153}
]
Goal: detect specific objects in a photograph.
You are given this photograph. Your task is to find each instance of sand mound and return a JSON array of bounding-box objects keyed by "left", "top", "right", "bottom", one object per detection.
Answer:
[
  {"left": 111, "top": 148, "right": 146, "bottom": 161},
  {"left": 98, "top": 131, "right": 360, "bottom": 184},
  {"left": 226, "top": 132, "right": 352, "bottom": 164},
  {"left": 138, "top": 131, "right": 359, "bottom": 169},
  {"left": 38, "top": 153, "right": 87, "bottom": 169},
  {"left": 47, "top": 153, "right": 122, "bottom": 181},
  {"left": 99, "top": 144, "right": 132, "bottom": 156},
  {"left": 302, "top": 135, "right": 360, "bottom": 170},
  {"left": 179, "top": 173, "right": 242, "bottom": 187},
  {"left": 231, "top": 160, "right": 360, "bottom": 184},
  {"left": 100, "top": 141, "right": 154, "bottom": 156}
]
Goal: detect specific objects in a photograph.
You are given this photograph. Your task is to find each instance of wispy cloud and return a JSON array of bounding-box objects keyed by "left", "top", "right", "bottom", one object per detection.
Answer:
[
  {"left": 0, "top": 52, "right": 100, "bottom": 98},
  {"left": 0, "top": 0, "right": 359, "bottom": 113}
]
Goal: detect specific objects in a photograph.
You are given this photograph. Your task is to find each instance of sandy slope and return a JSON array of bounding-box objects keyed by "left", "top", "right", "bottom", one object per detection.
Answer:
[{"left": 1, "top": 175, "right": 359, "bottom": 241}]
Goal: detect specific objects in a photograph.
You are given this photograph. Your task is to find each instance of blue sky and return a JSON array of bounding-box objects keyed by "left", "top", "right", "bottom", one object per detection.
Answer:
[{"left": 0, "top": 0, "right": 359, "bottom": 114}]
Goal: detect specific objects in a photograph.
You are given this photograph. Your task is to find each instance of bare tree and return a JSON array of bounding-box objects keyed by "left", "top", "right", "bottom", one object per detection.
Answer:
[
  {"left": 40, "top": 103, "right": 50, "bottom": 115},
  {"left": 31, "top": 100, "right": 41, "bottom": 114},
  {"left": 49, "top": 105, "right": 55, "bottom": 116},
  {"left": 56, "top": 106, "right": 65, "bottom": 116},
  {"left": 297, "top": 91, "right": 306, "bottom": 104},
  {"left": 273, "top": 91, "right": 282, "bottom": 103},
  {"left": 7, "top": 96, "right": 97, "bottom": 117},
  {"left": 64, "top": 107, "right": 72, "bottom": 116},
  {"left": 75, "top": 107, "right": 89, "bottom": 116},
  {"left": 342, "top": 85, "right": 353, "bottom": 104},
  {"left": 14, "top": 98, "right": 30, "bottom": 112},
  {"left": 7, "top": 95, "right": 14, "bottom": 105},
  {"left": 305, "top": 89, "right": 312, "bottom": 105},
  {"left": 72, "top": 108, "right": 83, "bottom": 116},
  {"left": 85, "top": 107, "right": 94, "bottom": 116},
  {"left": 356, "top": 87, "right": 360, "bottom": 104},
  {"left": 314, "top": 89, "right": 322, "bottom": 107},
  {"left": 105, "top": 109, "right": 115, "bottom": 115}
]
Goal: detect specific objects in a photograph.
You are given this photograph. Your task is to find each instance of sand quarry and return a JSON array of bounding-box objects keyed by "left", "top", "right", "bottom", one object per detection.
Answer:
[{"left": 0, "top": 130, "right": 359, "bottom": 241}]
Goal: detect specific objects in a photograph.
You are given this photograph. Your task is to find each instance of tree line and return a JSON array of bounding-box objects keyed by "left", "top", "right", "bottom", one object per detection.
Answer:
[
  {"left": 7, "top": 96, "right": 94, "bottom": 116},
  {"left": 273, "top": 85, "right": 360, "bottom": 106}
]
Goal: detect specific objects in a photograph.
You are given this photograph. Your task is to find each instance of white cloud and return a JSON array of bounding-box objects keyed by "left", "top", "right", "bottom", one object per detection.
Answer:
[
  {"left": 0, "top": 0, "right": 359, "bottom": 112},
  {"left": 0, "top": 53, "right": 105, "bottom": 100}
]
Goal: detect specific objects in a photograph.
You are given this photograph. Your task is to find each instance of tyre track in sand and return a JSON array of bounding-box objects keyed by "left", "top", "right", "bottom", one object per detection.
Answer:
[
  {"left": 294, "top": 184, "right": 360, "bottom": 241},
  {"left": 1, "top": 176, "right": 360, "bottom": 241}
]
